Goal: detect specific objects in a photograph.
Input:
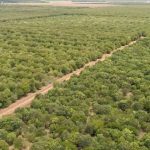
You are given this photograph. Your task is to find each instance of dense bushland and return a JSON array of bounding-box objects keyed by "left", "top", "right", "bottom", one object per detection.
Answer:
[
  {"left": 0, "top": 6, "right": 149, "bottom": 107},
  {"left": 0, "top": 36, "right": 149, "bottom": 150}
]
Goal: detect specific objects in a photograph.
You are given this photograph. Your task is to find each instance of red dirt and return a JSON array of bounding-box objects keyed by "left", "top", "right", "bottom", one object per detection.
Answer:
[{"left": 0, "top": 37, "right": 144, "bottom": 118}]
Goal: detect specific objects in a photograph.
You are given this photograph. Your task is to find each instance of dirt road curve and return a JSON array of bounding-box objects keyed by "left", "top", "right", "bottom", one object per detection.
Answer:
[{"left": 0, "top": 37, "right": 144, "bottom": 118}]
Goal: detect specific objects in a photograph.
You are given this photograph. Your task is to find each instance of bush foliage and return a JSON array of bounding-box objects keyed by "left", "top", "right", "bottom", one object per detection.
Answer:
[{"left": 0, "top": 5, "right": 150, "bottom": 150}]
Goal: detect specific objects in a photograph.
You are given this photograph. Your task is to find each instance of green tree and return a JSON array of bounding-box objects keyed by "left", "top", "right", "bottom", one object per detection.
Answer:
[{"left": 0, "top": 140, "right": 9, "bottom": 150}]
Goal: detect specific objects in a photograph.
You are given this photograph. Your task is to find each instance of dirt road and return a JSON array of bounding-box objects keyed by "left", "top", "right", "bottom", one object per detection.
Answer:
[{"left": 0, "top": 37, "right": 144, "bottom": 118}]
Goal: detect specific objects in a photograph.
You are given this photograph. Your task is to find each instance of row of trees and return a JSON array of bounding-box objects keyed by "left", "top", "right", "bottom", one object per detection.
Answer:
[
  {"left": 0, "top": 35, "right": 149, "bottom": 150},
  {"left": 0, "top": 5, "right": 148, "bottom": 108}
]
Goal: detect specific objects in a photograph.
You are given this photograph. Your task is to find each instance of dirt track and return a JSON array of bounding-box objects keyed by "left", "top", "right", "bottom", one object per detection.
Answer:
[{"left": 0, "top": 37, "right": 144, "bottom": 118}]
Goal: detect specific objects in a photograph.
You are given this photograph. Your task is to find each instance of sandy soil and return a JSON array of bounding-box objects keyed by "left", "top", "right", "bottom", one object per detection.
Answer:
[
  {"left": 2, "top": 1, "right": 115, "bottom": 8},
  {"left": 0, "top": 36, "right": 144, "bottom": 118},
  {"left": 138, "top": 130, "right": 145, "bottom": 139}
]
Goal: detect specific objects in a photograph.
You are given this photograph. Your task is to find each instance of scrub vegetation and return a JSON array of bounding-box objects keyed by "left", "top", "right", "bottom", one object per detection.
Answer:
[
  {"left": 0, "top": 6, "right": 148, "bottom": 108},
  {"left": 0, "top": 5, "right": 150, "bottom": 150}
]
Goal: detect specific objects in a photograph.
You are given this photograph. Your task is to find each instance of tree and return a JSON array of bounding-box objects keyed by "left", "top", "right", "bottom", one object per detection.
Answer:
[
  {"left": 31, "top": 138, "right": 64, "bottom": 150},
  {"left": 93, "top": 103, "right": 111, "bottom": 115},
  {"left": 75, "top": 134, "right": 93, "bottom": 149},
  {"left": 118, "top": 100, "right": 130, "bottom": 111},
  {"left": 6, "top": 132, "right": 16, "bottom": 145},
  {"left": 143, "top": 100, "right": 150, "bottom": 113},
  {"left": 0, "top": 140, "right": 9, "bottom": 150},
  {"left": 0, "top": 117, "right": 22, "bottom": 132},
  {"left": 14, "top": 137, "right": 23, "bottom": 150}
]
